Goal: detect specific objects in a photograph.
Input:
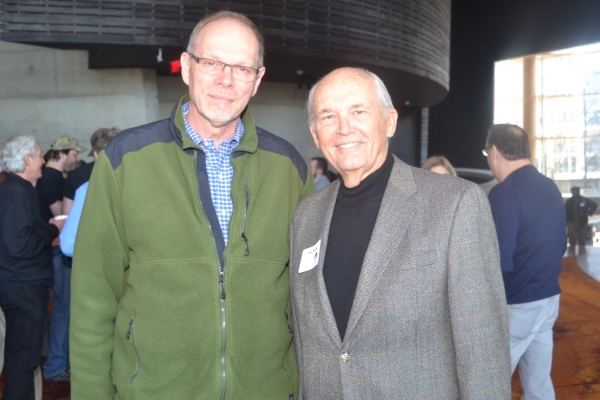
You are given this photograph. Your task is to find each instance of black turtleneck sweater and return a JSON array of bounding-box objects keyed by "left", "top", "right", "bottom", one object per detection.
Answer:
[{"left": 323, "top": 153, "right": 394, "bottom": 340}]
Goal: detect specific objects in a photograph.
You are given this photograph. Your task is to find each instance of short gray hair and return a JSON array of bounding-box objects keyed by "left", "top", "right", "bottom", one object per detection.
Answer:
[
  {"left": 187, "top": 11, "right": 264, "bottom": 68},
  {"left": 1, "top": 135, "right": 37, "bottom": 173},
  {"left": 306, "top": 68, "right": 394, "bottom": 127}
]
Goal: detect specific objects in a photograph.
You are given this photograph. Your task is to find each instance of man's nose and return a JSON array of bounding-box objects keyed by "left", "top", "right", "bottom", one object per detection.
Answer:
[
  {"left": 337, "top": 115, "right": 353, "bottom": 136},
  {"left": 216, "top": 65, "right": 235, "bottom": 86}
]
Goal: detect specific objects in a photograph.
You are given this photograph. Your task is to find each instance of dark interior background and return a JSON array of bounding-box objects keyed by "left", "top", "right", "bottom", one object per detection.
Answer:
[{"left": 429, "top": 0, "right": 600, "bottom": 169}]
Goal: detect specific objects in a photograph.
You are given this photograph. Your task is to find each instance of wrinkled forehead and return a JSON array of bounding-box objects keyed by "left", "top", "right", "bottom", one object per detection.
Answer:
[
  {"left": 195, "top": 18, "right": 259, "bottom": 55},
  {"left": 314, "top": 72, "right": 377, "bottom": 110}
]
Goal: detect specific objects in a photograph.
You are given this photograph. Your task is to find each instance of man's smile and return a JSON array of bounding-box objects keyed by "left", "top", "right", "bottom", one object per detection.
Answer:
[{"left": 336, "top": 142, "right": 362, "bottom": 149}]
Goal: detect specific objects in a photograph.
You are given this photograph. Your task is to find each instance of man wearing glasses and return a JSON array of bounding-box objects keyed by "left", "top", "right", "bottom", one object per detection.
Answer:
[
  {"left": 70, "top": 11, "right": 314, "bottom": 400},
  {"left": 485, "top": 124, "right": 566, "bottom": 400}
]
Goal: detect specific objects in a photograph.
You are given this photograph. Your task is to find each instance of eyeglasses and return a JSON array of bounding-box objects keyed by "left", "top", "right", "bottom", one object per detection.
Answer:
[
  {"left": 482, "top": 146, "right": 492, "bottom": 157},
  {"left": 188, "top": 53, "right": 260, "bottom": 82}
]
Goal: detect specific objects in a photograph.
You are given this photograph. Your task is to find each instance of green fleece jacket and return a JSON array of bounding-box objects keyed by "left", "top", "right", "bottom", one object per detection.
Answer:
[{"left": 70, "top": 95, "right": 315, "bottom": 400}]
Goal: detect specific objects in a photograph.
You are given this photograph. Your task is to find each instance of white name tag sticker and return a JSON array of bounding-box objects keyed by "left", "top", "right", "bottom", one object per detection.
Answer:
[{"left": 298, "top": 239, "right": 321, "bottom": 273}]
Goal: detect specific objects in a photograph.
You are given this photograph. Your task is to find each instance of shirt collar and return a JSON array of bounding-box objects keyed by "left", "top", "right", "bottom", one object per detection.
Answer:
[{"left": 181, "top": 101, "right": 244, "bottom": 149}]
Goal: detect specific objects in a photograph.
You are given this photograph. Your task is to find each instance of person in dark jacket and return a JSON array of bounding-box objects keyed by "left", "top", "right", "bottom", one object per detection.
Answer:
[
  {"left": 565, "top": 186, "right": 598, "bottom": 247},
  {"left": 0, "top": 135, "right": 65, "bottom": 400},
  {"left": 486, "top": 124, "right": 566, "bottom": 400}
]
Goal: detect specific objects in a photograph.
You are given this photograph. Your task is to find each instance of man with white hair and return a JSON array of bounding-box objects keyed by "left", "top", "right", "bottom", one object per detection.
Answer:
[
  {"left": 0, "top": 135, "right": 65, "bottom": 400},
  {"left": 290, "top": 68, "right": 511, "bottom": 399}
]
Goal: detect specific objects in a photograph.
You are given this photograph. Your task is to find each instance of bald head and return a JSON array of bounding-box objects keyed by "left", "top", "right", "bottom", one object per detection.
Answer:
[
  {"left": 307, "top": 68, "right": 393, "bottom": 127},
  {"left": 187, "top": 11, "right": 264, "bottom": 68},
  {"left": 306, "top": 67, "right": 398, "bottom": 188}
]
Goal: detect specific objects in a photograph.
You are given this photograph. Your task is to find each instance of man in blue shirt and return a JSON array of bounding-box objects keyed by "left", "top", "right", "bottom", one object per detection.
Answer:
[
  {"left": 486, "top": 124, "right": 566, "bottom": 400},
  {"left": 309, "top": 157, "right": 331, "bottom": 191}
]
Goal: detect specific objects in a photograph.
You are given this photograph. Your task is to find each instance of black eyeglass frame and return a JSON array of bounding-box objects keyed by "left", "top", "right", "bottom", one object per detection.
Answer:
[
  {"left": 188, "top": 53, "right": 260, "bottom": 80},
  {"left": 482, "top": 145, "right": 492, "bottom": 157}
]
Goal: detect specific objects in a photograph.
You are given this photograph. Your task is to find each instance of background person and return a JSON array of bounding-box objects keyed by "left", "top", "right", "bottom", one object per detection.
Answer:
[
  {"left": 422, "top": 155, "right": 457, "bottom": 176},
  {"left": 486, "top": 124, "right": 566, "bottom": 400},
  {"left": 61, "top": 128, "right": 121, "bottom": 216},
  {"left": 565, "top": 186, "right": 597, "bottom": 248},
  {"left": 38, "top": 135, "right": 86, "bottom": 222},
  {"left": 309, "top": 156, "right": 331, "bottom": 190},
  {"left": 0, "top": 135, "right": 64, "bottom": 400},
  {"left": 36, "top": 135, "right": 86, "bottom": 383},
  {"left": 60, "top": 128, "right": 121, "bottom": 258}
]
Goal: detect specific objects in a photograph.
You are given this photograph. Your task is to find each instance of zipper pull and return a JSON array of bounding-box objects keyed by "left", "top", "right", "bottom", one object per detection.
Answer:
[
  {"left": 220, "top": 271, "right": 226, "bottom": 300},
  {"left": 285, "top": 310, "right": 293, "bottom": 333},
  {"left": 242, "top": 232, "right": 249, "bottom": 256},
  {"left": 126, "top": 316, "right": 135, "bottom": 339}
]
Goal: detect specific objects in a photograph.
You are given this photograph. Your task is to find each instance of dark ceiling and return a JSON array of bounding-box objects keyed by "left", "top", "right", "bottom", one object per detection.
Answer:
[{"left": 0, "top": 0, "right": 451, "bottom": 107}]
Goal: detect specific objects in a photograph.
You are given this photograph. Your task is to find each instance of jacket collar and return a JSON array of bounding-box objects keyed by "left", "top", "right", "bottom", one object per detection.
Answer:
[
  {"left": 306, "top": 155, "right": 418, "bottom": 348},
  {"left": 171, "top": 94, "right": 258, "bottom": 154}
]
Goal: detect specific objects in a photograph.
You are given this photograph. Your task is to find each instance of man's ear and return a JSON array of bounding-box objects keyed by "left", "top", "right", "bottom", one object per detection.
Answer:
[
  {"left": 24, "top": 153, "right": 33, "bottom": 167},
  {"left": 250, "top": 67, "right": 266, "bottom": 97},
  {"left": 386, "top": 108, "right": 398, "bottom": 138},
  {"left": 491, "top": 145, "right": 499, "bottom": 160},
  {"left": 180, "top": 52, "right": 191, "bottom": 87},
  {"left": 309, "top": 123, "right": 321, "bottom": 150}
]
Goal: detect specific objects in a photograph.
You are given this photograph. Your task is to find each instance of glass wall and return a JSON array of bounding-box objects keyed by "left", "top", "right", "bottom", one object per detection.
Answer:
[{"left": 494, "top": 43, "right": 600, "bottom": 197}]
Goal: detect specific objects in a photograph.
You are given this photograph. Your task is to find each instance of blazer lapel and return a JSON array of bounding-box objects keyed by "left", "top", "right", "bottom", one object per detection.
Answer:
[
  {"left": 343, "top": 157, "right": 418, "bottom": 341},
  {"left": 303, "top": 182, "right": 345, "bottom": 349}
]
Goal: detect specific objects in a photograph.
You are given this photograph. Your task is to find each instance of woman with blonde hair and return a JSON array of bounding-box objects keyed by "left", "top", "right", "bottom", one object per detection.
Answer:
[{"left": 423, "top": 155, "right": 456, "bottom": 176}]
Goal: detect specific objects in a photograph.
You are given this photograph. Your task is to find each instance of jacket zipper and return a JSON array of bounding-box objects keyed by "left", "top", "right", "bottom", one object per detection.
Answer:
[
  {"left": 283, "top": 310, "right": 293, "bottom": 380},
  {"left": 219, "top": 255, "right": 227, "bottom": 400},
  {"left": 126, "top": 316, "right": 140, "bottom": 384},
  {"left": 242, "top": 177, "right": 250, "bottom": 256},
  {"left": 194, "top": 150, "right": 227, "bottom": 400}
]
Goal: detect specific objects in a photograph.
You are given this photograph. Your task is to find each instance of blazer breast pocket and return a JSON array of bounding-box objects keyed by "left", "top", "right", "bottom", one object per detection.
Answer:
[
  {"left": 382, "top": 249, "right": 445, "bottom": 306},
  {"left": 388, "top": 249, "right": 441, "bottom": 272}
]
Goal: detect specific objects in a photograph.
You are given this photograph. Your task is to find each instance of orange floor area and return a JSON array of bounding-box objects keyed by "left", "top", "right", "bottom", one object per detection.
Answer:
[
  {"left": 512, "top": 255, "right": 600, "bottom": 399},
  {"left": 2, "top": 255, "right": 600, "bottom": 399}
]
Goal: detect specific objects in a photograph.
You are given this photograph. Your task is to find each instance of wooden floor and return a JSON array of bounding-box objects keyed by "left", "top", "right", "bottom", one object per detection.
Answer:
[
  {"left": 511, "top": 255, "right": 600, "bottom": 399},
  {"left": 2, "top": 256, "right": 600, "bottom": 399}
]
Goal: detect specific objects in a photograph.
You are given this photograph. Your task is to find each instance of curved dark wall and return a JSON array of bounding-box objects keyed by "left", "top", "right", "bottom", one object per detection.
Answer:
[
  {"left": 429, "top": 0, "right": 600, "bottom": 169},
  {"left": 0, "top": 0, "right": 451, "bottom": 107}
]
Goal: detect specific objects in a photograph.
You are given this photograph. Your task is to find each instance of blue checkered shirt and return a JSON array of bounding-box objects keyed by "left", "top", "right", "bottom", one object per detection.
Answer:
[{"left": 182, "top": 101, "right": 244, "bottom": 245}]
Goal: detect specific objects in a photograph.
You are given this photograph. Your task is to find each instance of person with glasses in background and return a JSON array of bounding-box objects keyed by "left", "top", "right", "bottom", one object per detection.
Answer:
[
  {"left": 485, "top": 124, "right": 566, "bottom": 400},
  {"left": 70, "top": 11, "right": 314, "bottom": 400}
]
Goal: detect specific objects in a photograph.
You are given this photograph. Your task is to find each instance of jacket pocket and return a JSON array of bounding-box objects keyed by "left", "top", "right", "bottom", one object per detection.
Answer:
[
  {"left": 126, "top": 316, "right": 141, "bottom": 385},
  {"left": 389, "top": 249, "right": 440, "bottom": 273}
]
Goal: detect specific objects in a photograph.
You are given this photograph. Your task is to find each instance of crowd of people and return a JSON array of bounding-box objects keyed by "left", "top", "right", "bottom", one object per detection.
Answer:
[{"left": 0, "top": 9, "right": 596, "bottom": 400}]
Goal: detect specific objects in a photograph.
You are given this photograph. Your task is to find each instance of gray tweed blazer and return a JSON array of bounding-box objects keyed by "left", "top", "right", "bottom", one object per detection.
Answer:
[{"left": 289, "top": 156, "right": 511, "bottom": 399}]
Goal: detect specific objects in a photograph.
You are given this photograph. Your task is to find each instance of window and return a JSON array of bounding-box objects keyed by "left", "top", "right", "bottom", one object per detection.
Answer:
[{"left": 494, "top": 43, "right": 600, "bottom": 197}]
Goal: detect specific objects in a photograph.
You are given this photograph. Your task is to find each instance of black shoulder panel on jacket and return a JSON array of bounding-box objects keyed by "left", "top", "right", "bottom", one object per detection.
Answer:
[
  {"left": 105, "top": 118, "right": 174, "bottom": 170},
  {"left": 255, "top": 127, "right": 308, "bottom": 184}
]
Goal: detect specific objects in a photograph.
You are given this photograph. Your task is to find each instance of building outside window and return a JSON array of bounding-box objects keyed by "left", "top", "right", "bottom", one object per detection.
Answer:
[{"left": 494, "top": 43, "right": 600, "bottom": 197}]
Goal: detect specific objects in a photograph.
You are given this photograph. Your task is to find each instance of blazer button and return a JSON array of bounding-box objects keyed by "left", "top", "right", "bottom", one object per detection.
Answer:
[{"left": 340, "top": 352, "right": 349, "bottom": 362}]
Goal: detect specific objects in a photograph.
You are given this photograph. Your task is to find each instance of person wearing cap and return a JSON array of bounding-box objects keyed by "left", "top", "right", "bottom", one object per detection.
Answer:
[{"left": 36, "top": 135, "right": 86, "bottom": 383}]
